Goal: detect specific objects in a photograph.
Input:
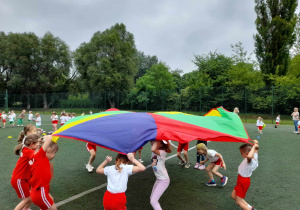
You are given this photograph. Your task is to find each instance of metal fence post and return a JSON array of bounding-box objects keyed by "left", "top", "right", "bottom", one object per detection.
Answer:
[
  {"left": 245, "top": 86, "right": 247, "bottom": 123},
  {"left": 272, "top": 85, "right": 274, "bottom": 124},
  {"left": 6, "top": 89, "right": 8, "bottom": 111}
]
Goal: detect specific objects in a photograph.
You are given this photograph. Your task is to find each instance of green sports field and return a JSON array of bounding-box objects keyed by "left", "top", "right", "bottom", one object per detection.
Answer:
[{"left": 1, "top": 115, "right": 300, "bottom": 210}]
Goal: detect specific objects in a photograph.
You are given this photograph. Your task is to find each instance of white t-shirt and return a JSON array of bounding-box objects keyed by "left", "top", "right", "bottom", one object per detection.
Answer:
[
  {"left": 292, "top": 112, "right": 299, "bottom": 121},
  {"left": 28, "top": 114, "right": 33, "bottom": 120},
  {"left": 238, "top": 153, "right": 258, "bottom": 177},
  {"left": 104, "top": 164, "right": 133, "bottom": 193},
  {"left": 51, "top": 115, "right": 58, "bottom": 121},
  {"left": 258, "top": 121, "right": 264, "bottom": 126},
  {"left": 8, "top": 115, "right": 14, "bottom": 122},
  {"left": 12, "top": 113, "right": 16, "bottom": 119},
  {"left": 2, "top": 114, "right": 7, "bottom": 120},
  {"left": 65, "top": 116, "right": 71, "bottom": 122},
  {"left": 60, "top": 116, "right": 67, "bottom": 124},
  {"left": 298, "top": 121, "right": 300, "bottom": 126},
  {"left": 35, "top": 117, "right": 41, "bottom": 126},
  {"left": 205, "top": 149, "right": 219, "bottom": 162},
  {"left": 256, "top": 120, "right": 260, "bottom": 126},
  {"left": 151, "top": 150, "right": 169, "bottom": 180},
  {"left": 276, "top": 117, "right": 280, "bottom": 123}
]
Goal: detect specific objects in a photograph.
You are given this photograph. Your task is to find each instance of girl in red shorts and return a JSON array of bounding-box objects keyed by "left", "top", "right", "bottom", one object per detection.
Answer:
[
  {"left": 50, "top": 112, "right": 58, "bottom": 131},
  {"left": 29, "top": 135, "right": 58, "bottom": 210},
  {"left": 196, "top": 143, "right": 228, "bottom": 187},
  {"left": 85, "top": 143, "right": 97, "bottom": 172},
  {"left": 11, "top": 126, "right": 39, "bottom": 210},
  {"left": 96, "top": 153, "right": 145, "bottom": 210},
  {"left": 231, "top": 140, "right": 259, "bottom": 210}
]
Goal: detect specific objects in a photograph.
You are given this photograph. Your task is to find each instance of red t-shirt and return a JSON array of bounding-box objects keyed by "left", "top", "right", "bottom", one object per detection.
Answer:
[
  {"left": 12, "top": 147, "right": 34, "bottom": 180},
  {"left": 29, "top": 148, "right": 51, "bottom": 190}
]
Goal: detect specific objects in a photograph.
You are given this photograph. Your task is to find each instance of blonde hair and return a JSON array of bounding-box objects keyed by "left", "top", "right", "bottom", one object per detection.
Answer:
[
  {"left": 15, "top": 134, "right": 40, "bottom": 155},
  {"left": 17, "top": 125, "right": 36, "bottom": 144},
  {"left": 115, "top": 154, "right": 130, "bottom": 173},
  {"left": 196, "top": 143, "right": 207, "bottom": 151}
]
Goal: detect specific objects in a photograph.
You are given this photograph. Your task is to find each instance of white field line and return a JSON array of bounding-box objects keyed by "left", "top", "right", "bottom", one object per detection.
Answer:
[{"left": 55, "top": 145, "right": 196, "bottom": 207}]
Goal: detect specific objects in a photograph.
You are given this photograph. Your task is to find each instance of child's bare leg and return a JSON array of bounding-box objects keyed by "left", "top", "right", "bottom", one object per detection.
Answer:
[
  {"left": 235, "top": 196, "right": 250, "bottom": 210},
  {"left": 177, "top": 152, "right": 185, "bottom": 162},
  {"left": 48, "top": 194, "right": 57, "bottom": 210},
  {"left": 231, "top": 189, "right": 236, "bottom": 200},
  {"left": 183, "top": 150, "right": 189, "bottom": 163},
  {"left": 212, "top": 165, "right": 223, "bottom": 178},
  {"left": 206, "top": 163, "right": 215, "bottom": 180},
  {"left": 14, "top": 197, "right": 31, "bottom": 210},
  {"left": 138, "top": 149, "right": 142, "bottom": 159},
  {"left": 88, "top": 149, "right": 96, "bottom": 165}
]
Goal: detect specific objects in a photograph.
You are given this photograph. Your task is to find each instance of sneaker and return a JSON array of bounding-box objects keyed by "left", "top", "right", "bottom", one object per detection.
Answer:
[
  {"left": 221, "top": 176, "right": 228, "bottom": 186},
  {"left": 185, "top": 162, "right": 190, "bottom": 168},
  {"left": 138, "top": 158, "right": 144, "bottom": 163},
  {"left": 251, "top": 207, "right": 257, "bottom": 210},
  {"left": 178, "top": 161, "right": 186, "bottom": 166},
  {"left": 194, "top": 163, "right": 200, "bottom": 169},
  {"left": 205, "top": 180, "right": 216, "bottom": 186},
  {"left": 85, "top": 164, "right": 93, "bottom": 172},
  {"left": 198, "top": 164, "right": 206, "bottom": 170}
]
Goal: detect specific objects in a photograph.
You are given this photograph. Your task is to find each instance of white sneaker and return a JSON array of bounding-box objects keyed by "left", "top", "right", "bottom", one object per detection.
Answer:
[
  {"left": 185, "top": 162, "right": 190, "bottom": 168},
  {"left": 138, "top": 158, "right": 144, "bottom": 163},
  {"left": 178, "top": 161, "right": 186, "bottom": 166},
  {"left": 85, "top": 164, "right": 93, "bottom": 172},
  {"left": 194, "top": 163, "right": 200, "bottom": 169},
  {"left": 198, "top": 164, "right": 206, "bottom": 170}
]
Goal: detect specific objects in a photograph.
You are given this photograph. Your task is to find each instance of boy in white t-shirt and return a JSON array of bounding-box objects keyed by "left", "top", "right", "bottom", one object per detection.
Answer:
[
  {"left": 231, "top": 140, "right": 259, "bottom": 210},
  {"left": 34, "top": 113, "right": 41, "bottom": 128},
  {"left": 197, "top": 143, "right": 228, "bottom": 187},
  {"left": 275, "top": 115, "right": 280, "bottom": 128},
  {"left": 2, "top": 111, "right": 7, "bottom": 128},
  {"left": 28, "top": 111, "right": 33, "bottom": 124},
  {"left": 8, "top": 112, "right": 14, "bottom": 127}
]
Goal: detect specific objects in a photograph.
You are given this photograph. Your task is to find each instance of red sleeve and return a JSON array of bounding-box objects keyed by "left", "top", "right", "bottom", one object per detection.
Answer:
[{"left": 35, "top": 147, "right": 46, "bottom": 158}]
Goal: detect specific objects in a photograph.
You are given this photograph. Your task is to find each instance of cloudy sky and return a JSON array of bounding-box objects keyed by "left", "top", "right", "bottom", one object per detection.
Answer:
[{"left": 0, "top": 0, "right": 299, "bottom": 73}]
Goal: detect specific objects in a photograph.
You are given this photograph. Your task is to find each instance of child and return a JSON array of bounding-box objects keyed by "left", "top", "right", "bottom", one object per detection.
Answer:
[
  {"left": 2, "top": 111, "right": 7, "bottom": 128},
  {"left": 85, "top": 143, "right": 97, "bottom": 172},
  {"left": 12, "top": 110, "right": 16, "bottom": 127},
  {"left": 9, "top": 112, "right": 14, "bottom": 127},
  {"left": 256, "top": 117, "right": 261, "bottom": 133},
  {"left": 231, "top": 140, "right": 259, "bottom": 210},
  {"left": 134, "top": 147, "right": 144, "bottom": 163},
  {"left": 35, "top": 113, "right": 42, "bottom": 128},
  {"left": 150, "top": 140, "right": 172, "bottom": 210},
  {"left": 194, "top": 140, "right": 207, "bottom": 170},
  {"left": 197, "top": 143, "right": 228, "bottom": 186},
  {"left": 291, "top": 107, "right": 299, "bottom": 133},
  {"left": 233, "top": 107, "right": 240, "bottom": 114},
  {"left": 29, "top": 135, "right": 58, "bottom": 210},
  {"left": 275, "top": 115, "right": 280, "bottom": 128},
  {"left": 50, "top": 112, "right": 58, "bottom": 131},
  {"left": 177, "top": 142, "right": 190, "bottom": 168},
  {"left": 60, "top": 112, "right": 66, "bottom": 126},
  {"left": 18, "top": 110, "right": 26, "bottom": 127},
  {"left": 89, "top": 110, "right": 93, "bottom": 115},
  {"left": 28, "top": 111, "right": 33, "bottom": 125},
  {"left": 71, "top": 113, "right": 76, "bottom": 119},
  {"left": 258, "top": 118, "right": 264, "bottom": 134},
  {"left": 298, "top": 118, "right": 300, "bottom": 134},
  {"left": 96, "top": 153, "right": 145, "bottom": 210},
  {"left": 11, "top": 126, "right": 38, "bottom": 210},
  {"left": 0, "top": 110, "right": 2, "bottom": 127}
]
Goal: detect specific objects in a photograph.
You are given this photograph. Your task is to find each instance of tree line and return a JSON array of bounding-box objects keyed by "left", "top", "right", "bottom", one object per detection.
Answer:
[{"left": 0, "top": 1, "right": 299, "bottom": 114}]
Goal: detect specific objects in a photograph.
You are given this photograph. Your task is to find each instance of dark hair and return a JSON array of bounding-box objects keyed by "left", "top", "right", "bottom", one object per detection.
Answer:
[
  {"left": 115, "top": 154, "right": 129, "bottom": 173},
  {"left": 239, "top": 143, "right": 253, "bottom": 153},
  {"left": 17, "top": 125, "right": 36, "bottom": 144},
  {"left": 38, "top": 141, "right": 59, "bottom": 153},
  {"left": 15, "top": 133, "right": 40, "bottom": 155}
]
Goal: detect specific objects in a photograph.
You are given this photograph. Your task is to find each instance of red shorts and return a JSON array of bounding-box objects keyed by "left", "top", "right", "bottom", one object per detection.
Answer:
[
  {"left": 61, "top": 123, "right": 65, "bottom": 126},
  {"left": 212, "top": 158, "right": 223, "bottom": 167},
  {"left": 103, "top": 190, "right": 126, "bottom": 210},
  {"left": 276, "top": 122, "right": 279, "bottom": 125},
  {"left": 86, "top": 143, "right": 97, "bottom": 152},
  {"left": 11, "top": 178, "right": 30, "bottom": 198},
  {"left": 31, "top": 186, "right": 54, "bottom": 210},
  {"left": 234, "top": 175, "right": 251, "bottom": 198},
  {"left": 258, "top": 126, "right": 263, "bottom": 130},
  {"left": 3, "top": 119, "right": 6, "bottom": 123},
  {"left": 52, "top": 120, "right": 58, "bottom": 124},
  {"left": 177, "top": 142, "right": 189, "bottom": 152},
  {"left": 298, "top": 125, "right": 300, "bottom": 129}
]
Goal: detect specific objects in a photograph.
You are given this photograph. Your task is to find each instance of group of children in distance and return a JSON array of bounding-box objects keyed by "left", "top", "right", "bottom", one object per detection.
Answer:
[{"left": 0, "top": 110, "right": 26, "bottom": 128}]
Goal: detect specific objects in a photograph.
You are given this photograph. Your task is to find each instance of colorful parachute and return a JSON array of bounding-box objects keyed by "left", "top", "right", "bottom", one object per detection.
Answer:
[{"left": 52, "top": 107, "right": 251, "bottom": 154}]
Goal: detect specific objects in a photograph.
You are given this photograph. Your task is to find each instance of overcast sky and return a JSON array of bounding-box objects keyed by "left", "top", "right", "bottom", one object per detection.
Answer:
[{"left": 0, "top": 0, "right": 299, "bottom": 73}]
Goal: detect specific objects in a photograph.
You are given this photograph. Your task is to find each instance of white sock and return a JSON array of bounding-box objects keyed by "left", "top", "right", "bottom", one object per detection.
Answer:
[{"left": 248, "top": 204, "right": 252, "bottom": 208}]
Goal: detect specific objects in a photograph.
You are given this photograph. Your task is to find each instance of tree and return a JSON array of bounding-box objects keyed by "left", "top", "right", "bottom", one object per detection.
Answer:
[
  {"left": 74, "top": 23, "right": 138, "bottom": 108},
  {"left": 254, "top": 0, "right": 298, "bottom": 84},
  {"left": 291, "top": 12, "right": 300, "bottom": 56},
  {"left": 135, "top": 51, "right": 158, "bottom": 80}
]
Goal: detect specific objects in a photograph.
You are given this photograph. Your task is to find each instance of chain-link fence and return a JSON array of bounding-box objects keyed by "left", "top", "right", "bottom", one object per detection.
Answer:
[{"left": 1, "top": 86, "right": 299, "bottom": 121}]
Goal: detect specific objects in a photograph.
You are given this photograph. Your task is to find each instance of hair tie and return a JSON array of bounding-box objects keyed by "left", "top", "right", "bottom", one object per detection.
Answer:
[{"left": 22, "top": 136, "right": 26, "bottom": 145}]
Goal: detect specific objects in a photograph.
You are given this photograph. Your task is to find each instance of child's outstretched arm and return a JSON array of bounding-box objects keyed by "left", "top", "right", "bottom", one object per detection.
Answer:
[
  {"left": 216, "top": 153, "right": 226, "bottom": 170},
  {"left": 42, "top": 135, "right": 54, "bottom": 151},
  {"left": 96, "top": 156, "right": 112, "bottom": 174},
  {"left": 151, "top": 141, "right": 160, "bottom": 156},
  {"left": 127, "top": 153, "right": 145, "bottom": 173},
  {"left": 247, "top": 140, "right": 259, "bottom": 163}
]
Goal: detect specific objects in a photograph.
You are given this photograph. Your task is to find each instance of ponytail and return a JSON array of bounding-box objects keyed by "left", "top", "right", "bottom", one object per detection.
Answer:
[
  {"left": 14, "top": 133, "right": 40, "bottom": 156},
  {"left": 115, "top": 154, "right": 129, "bottom": 173}
]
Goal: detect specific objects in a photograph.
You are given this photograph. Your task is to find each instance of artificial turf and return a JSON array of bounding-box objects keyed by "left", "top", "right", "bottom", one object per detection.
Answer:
[{"left": 1, "top": 115, "right": 300, "bottom": 210}]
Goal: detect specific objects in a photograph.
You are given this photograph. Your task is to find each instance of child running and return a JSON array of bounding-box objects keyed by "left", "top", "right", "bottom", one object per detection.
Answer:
[
  {"left": 18, "top": 110, "right": 26, "bottom": 127},
  {"left": 176, "top": 142, "right": 190, "bottom": 168},
  {"left": 231, "top": 140, "right": 259, "bottom": 210},
  {"left": 28, "top": 111, "right": 33, "bottom": 125},
  {"left": 2, "top": 111, "right": 7, "bottom": 128},
  {"left": 275, "top": 115, "right": 280, "bottom": 128},
  {"left": 12, "top": 110, "right": 16, "bottom": 127},
  {"left": 96, "top": 153, "right": 145, "bottom": 210},
  {"left": 258, "top": 118, "right": 264, "bottom": 134},
  {"left": 9, "top": 112, "right": 14, "bottom": 127},
  {"left": 85, "top": 143, "right": 97, "bottom": 172},
  {"left": 197, "top": 143, "right": 228, "bottom": 186},
  {"left": 29, "top": 135, "right": 59, "bottom": 210},
  {"left": 256, "top": 117, "right": 261, "bottom": 133},
  {"left": 51, "top": 112, "right": 58, "bottom": 131},
  {"left": 11, "top": 125, "right": 38, "bottom": 210},
  {"left": 35, "top": 113, "right": 42, "bottom": 128},
  {"left": 150, "top": 140, "right": 172, "bottom": 210}
]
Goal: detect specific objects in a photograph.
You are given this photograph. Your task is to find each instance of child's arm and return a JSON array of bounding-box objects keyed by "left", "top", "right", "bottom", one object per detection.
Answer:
[
  {"left": 42, "top": 135, "right": 54, "bottom": 151},
  {"left": 96, "top": 156, "right": 112, "bottom": 174},
  {"left": 215, "top": 153, "right": 226, "bottom": 170},
  {"left": 127, "top": 153, "right": 145, "bottom": 173},
  {"left": 151, "top": 141, "right": 160, "bottom": 156},
  {"left": 247, "top": 140, "right": 259, "bottom": 163},
  {"left": 200, "top": 159, "right": 209, "bottom": 164}
]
